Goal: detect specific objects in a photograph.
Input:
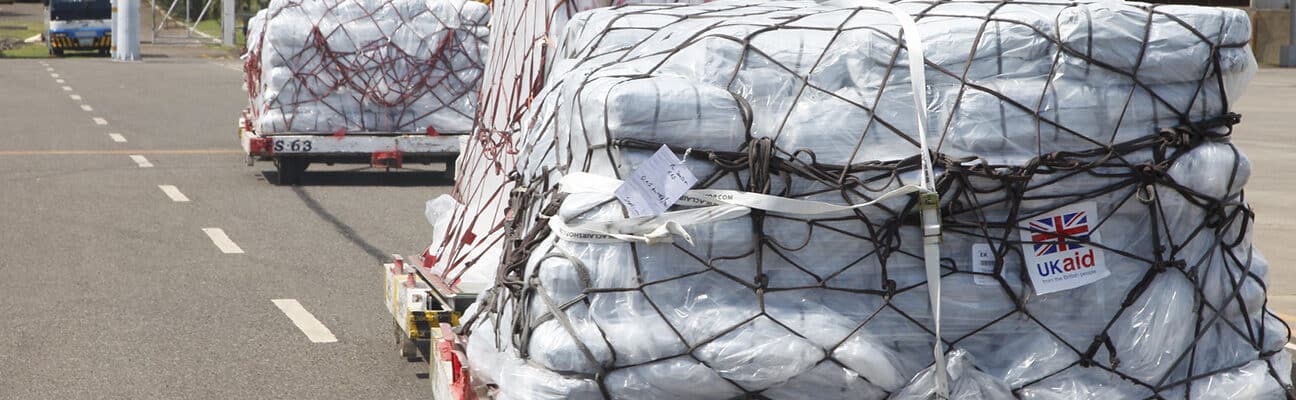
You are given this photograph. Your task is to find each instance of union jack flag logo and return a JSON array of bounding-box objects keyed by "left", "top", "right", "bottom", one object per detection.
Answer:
[{"left": 1029, "top": 211, "right": 1090, "bottom": 256}]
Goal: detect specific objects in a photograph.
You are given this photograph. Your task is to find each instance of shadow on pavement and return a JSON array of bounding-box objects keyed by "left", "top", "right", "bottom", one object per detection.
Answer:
[
  {"left": 290, "top": 185, "right": 388, "bottom": 262},
  {"left": 262, "top": 170, "right": 453, "bottom": 187},
  {"left": 51, "top": 52, "right": 112, "bottom": 58}
]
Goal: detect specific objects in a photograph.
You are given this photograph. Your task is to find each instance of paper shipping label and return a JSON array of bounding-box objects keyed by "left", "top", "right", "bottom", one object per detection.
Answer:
[{"left": 615, "top": 145, "right": 697, "bottom": 218}]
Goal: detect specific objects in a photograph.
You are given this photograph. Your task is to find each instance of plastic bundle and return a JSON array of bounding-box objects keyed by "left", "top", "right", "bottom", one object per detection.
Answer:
[
  {"left": 242, "top": 0, "right": 488, "bottom": 134},
  {"left": 457, "top": 0, "right": 1291, "bottom": 399},
  {"left": 422, "top": 0, "right": 708, "bottom": 303}
]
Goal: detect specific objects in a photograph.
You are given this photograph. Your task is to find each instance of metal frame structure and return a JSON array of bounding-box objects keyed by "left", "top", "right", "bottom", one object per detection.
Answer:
[
  {"left": 148, "top": 0, "right": 220, "bottom": 44},
  {"left": 383, "top": 255, "right": 484, "bottom": 400}
]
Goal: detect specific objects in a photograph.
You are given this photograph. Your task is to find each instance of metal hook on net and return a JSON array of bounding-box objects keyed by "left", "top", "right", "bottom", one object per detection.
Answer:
[{"left": 1136, "top": 183, "right": 1157, "bottom": 203}]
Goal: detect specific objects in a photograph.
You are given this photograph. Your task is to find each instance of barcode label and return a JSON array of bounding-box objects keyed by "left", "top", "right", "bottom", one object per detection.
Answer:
[{"left": 971, "top": 243, "right": 997, "bottom": 286}]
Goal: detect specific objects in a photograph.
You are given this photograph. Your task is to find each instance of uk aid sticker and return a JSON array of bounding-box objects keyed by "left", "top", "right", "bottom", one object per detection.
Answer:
[{"left": 1019, "top": 202, "right": 1110, "bottom": 295}]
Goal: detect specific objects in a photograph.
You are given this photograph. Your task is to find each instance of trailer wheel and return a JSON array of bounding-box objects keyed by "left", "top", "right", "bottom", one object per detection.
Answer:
[
  {"left": 51, "top": 48, "right": 63, "bottom": 57},
  {"left": 416, "top": 339, "right": 430, "bottom": 360},
  {"left": 275, "top": 158, "right": 309, "bottom": 185},
  {"left": 98, "top": 48, "right": 109, "bottom": 57},
  {"left": 444, "top": 156, "right": 457, "bottom": 180}
]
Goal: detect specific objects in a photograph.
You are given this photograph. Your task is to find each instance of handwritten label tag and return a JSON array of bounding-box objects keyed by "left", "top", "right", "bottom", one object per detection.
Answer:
[
  {"left": 615, "top": 145, "right": 697, "bottom": 218},
  {"left": 971, "top": 243, "right": 997, "bottom": 286},
  {"left": 1020, "top": 202, "right": 1110, "bottom": 295}
]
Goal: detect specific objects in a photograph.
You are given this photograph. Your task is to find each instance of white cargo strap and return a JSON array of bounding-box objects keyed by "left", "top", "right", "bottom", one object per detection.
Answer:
[
  {"left": 548, "top": 202, "right": 750, "bottom": 245},
  {"left": 860, "top": 1, "right": 948, "bottom": 397},
  {"left": 549, "top": 172, "right": 924, "bottom": 244}
]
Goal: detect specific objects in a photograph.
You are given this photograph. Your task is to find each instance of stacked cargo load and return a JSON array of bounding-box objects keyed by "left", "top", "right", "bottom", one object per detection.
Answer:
[
  {"left": 424, "top": 0, "right": 706, "bottom": 298},
  {"left": 451, "top": 0, "right": 1291, "bottom": 398},
  {"left": 242, "top": 0, "right": 489, "bottom": 134}
]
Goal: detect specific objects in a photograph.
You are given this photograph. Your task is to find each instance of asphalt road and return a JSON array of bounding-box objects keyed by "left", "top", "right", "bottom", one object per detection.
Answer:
[
  {"left": 1239, "top": 68, "right": 1296, "bottom": 322},
  {"left": 0, "top": 58, "right": 448, "bottom": 398}
]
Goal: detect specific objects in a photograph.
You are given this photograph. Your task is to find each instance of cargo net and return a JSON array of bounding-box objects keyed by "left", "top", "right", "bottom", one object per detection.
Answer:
[
  {"left": 242, "top": 0, "right": 489, "bottom": 134},
  {"left": 458, "top": 1, "right": 1293, "bottom": 399},
  {"left": 428, "top": 0, "right": 705, "bottom": 290}
]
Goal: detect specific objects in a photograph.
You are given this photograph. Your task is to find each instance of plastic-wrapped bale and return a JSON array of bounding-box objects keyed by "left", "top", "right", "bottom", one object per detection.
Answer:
[
  {"left": 242, "top": 0, "right": 489, "bottom": 134},
  {"left": 458, "top": 0, "right": 1290, "bottom": 399},
  {"left": 420, "top": 0, "right": 710, "bottom": 300}
]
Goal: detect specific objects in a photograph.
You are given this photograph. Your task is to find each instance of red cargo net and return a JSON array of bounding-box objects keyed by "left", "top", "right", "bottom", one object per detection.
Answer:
[{"left": 242, "top": 0, "right": 489, "bottom": 134}]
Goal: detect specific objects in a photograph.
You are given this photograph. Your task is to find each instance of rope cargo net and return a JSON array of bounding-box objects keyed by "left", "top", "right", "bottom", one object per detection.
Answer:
[
  {"left": 426, "top": 0, "right": 1293, "bottom": 399},
  {"left": 423, "top": 0, "right": 705, "bottom": 292},
  {"left": 242, "top": 0, "right": 489, "bottom": 134}
]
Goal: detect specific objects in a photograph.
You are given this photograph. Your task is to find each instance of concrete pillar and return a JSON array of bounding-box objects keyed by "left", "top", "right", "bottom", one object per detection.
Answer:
[
  {"left": 110, "top": 0, "right": 118, "bottom": 58},
  {"left": 222, "top": 0, "right": 235, "bottom": 46},
  {"left": 1282, "top": 0, "right": 1296, "bottom": 67},
  {"left": 115, "top": 0, "right": 140, "bottom": 61}
]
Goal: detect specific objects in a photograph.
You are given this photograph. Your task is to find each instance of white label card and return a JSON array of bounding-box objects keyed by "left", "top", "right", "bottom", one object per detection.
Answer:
[
  {"left": 1020, "top": 201, "right": 1110, "bottom": 295},
  {"left": 615, "top": 145, "right": 698, "bottom": 218},
  {"left": 971, "top": 243, "right": 997, "bottom": 286}
]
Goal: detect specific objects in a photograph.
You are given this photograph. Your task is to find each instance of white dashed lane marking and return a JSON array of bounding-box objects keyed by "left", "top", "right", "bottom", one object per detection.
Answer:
[
  {"left": 108, "top": 133, "right": 127, "bottom": 143},
  {"left": 202, "top": 228, "right": 244, "bottom": 254},
  {"left": 56, "top": 79, "right": 65, "bottom": 84},
  {"left": 271, "top": 299, "right": 338, "bottom": 343},
  {"left": 129, "top": 154, "right": 153, "bottom": 168},
  {"left": 93, "top": 117, "right": 107, "bottom": 125},
  {"left": 70, "top": 94, "right": 81, "bottom": 101},
  {"left": 61, "top": 86, "right": 72, "bottom": 91},
  {"left": 158, "top": 185, "right": 190, "bottom": 202},
  {"left": 50, "top": 73, "right": 59, "bottom": 78},
  {"left": 80, "top": 104, "right": 93, "bottom": 112}
]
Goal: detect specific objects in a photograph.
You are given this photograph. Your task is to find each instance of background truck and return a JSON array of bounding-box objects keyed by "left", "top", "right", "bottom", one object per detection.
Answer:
[{"left": 44, "top": 0, "right": 111, "bottom": 56}]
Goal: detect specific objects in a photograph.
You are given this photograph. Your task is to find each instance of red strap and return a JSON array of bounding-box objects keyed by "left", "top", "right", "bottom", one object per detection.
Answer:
[
  {"left": 427, "top": 126, "right": 439, "bottom": 137},
  {"left": 437, "top": 340, "right": 455, "bottom": 364},
  {"left": 332, "top": 128, "right": 346, "bottom": 139},
  {"left": 422, "top": 248, "right": 438, "bottom": 269},
  {"left": 436, "top": 339, "right": 473, "bottom": 400}
]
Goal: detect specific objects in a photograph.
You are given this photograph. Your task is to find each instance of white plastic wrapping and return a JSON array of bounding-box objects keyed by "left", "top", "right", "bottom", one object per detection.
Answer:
[
  {"left": 419, "top": 0, "right": 710, "bottom": 305},
  {"left": 459, "top": 1, "right": 1288, "bottom": 399},
  {"left": 242, "top": 0, "right": 489, "bottom": 134}
]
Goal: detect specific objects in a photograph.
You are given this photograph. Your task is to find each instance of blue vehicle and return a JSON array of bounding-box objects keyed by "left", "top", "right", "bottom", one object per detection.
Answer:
[{"left": 44, "top": 0, "right": 112, "bottom": 56}]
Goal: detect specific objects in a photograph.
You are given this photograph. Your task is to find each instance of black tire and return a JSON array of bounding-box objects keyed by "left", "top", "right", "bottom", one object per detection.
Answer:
[
  {"left": 51, "top": 48, "right": 63, "bottom": 57},
  {"left": 444, "top": 156, "right": 457, "bottom": 180},
  {"left": 275, "top": 158, "right": 309, "bottom": 185},
  {"left": 415, "top": 339, "right": 430, "bottom": 361},
  {"left": 395, "top": 321, "right": 418, "bottom": 360},
  {"left": 98, "top": 48, "right": 109, "bottom": 57}
]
